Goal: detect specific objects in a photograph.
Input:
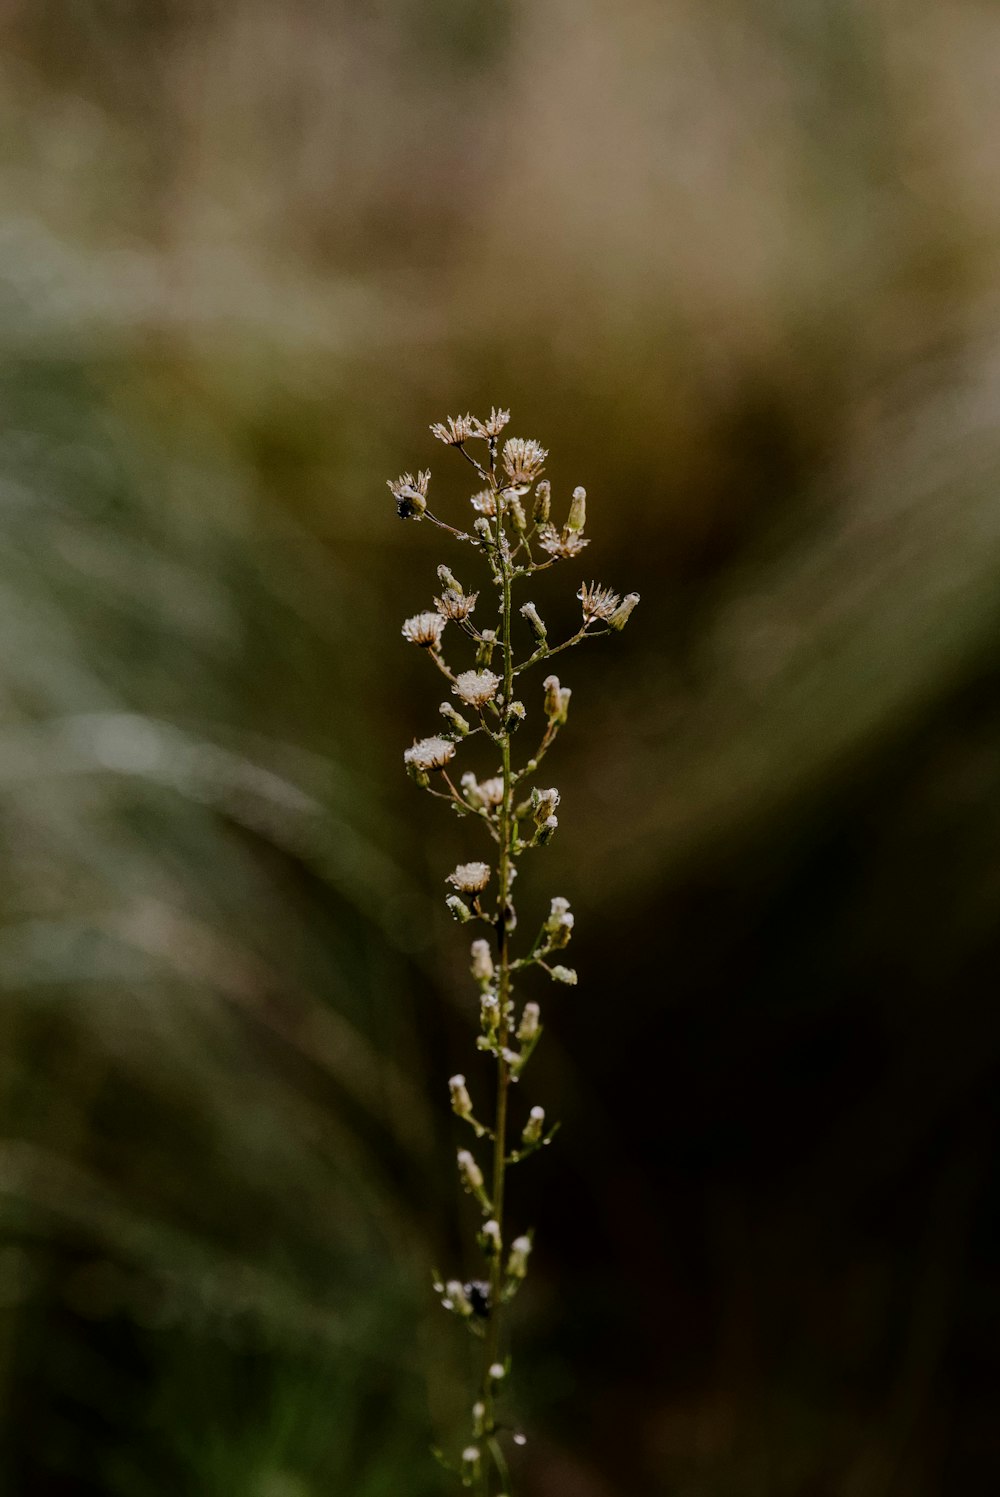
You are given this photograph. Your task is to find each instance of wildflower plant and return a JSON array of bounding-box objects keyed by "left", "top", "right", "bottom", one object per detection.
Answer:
[{"left": 390, "top": 409, "right": 638, "bottom": 1495}]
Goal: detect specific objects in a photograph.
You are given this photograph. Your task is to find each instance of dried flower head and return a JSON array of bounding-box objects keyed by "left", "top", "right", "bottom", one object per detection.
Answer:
[
  {"left": 470, "top": 488, "right": 497, "bottom": 517},
  {"left": 402, "top": 611, "right": 446, "bottom": 647},
  {"left": 537, "top": 523, "right": 590, "bottom": 559},
  {"left": 453, "top": 669, "right": 501, "bottom": 709},
  {"left": 473, "top": 407, "right": 511, "bottom": 438},
  {"left": 403, "top": 735, "right": 455, "bottom": 771},
  {"left": 435, "top": 588, "right": 478, "bottom": 622},
  {"left": 577, "top": 581, "right": 621, "bottom": 625},
  {"left": 431, "top": 414, "right": 478, "bottom": 446},
  {"left": 502, "top": 437, "right": 548, "bottom": 486},
  {"left": 447, "top": 862, "right": 492, "bottom": 893},
  {"left": 387, "top": 469, "right": 430, "bottom": 520}
]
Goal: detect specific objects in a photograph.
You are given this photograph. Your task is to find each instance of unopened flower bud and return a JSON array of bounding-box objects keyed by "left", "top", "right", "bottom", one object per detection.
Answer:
[
  {"left": 436, "top": 564, "right": 464, "bottom": 595},
  {"left": 566, "top": 486, "right": 587, "bottom": 533},
  {"left": 462, "top": 1446, "right": 481, "bottom": 1471},
  {"left": 522, "top": 1106, "right": 545, "bottom": 1146},
  {"left": 439, "top": 702, "right": 470, "bottom": 735},
  {"left": 506, "top": 1235, "right": 532, "bottom": 1280},
  {"left": 481, "top": 1219, "right": 501, "bottom": 1254},
  {"left": 446, "top": 894, "right": 472, "bottom": 923},
  {"left": 507, "top": 494, "right": 527, "bottom": 532},
  {"left": 609, "top": 592, "right": 640, "bottom": 630},
  {"left": 449, "top": 1074, "right": 473, "bottom": 1120},
  {"left": 480, "top": 992, "right": 500, "bottom": 1036},
  {"left": 476, "top": 630, "right": 497, "bottom": 668},
  {"left": 543, "top": 674, "right": 571, "bottom": 724},
  {"left": 532, "top": 479, "right": 551, "bottom": 525},
  {"left": 550, "top": 964, "right": 577, "bottom": 985},
  {"left": 473, "top": 517, "right": 492, "bottom": 544},
  {"left": 457, "top": 1149, "right": 484, "bottom": 1194},
  {"left": 471, "top": 939, "right": 494, "bottom": 983},
  {"left": 517, "top": 1002, "right": 541, "bottom": 1042},
  {"left": 520, "top": 601, "right": 547, "bottom": 644}
]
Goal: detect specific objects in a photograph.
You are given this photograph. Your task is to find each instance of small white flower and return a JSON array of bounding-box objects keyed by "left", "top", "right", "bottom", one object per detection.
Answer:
[
  {"left": 403, "top": 736, "right": 455, "bottom": 771},
  {"left": 447, "top": 861, "right": 491, "bottom": 893},
  {"left": 453, "top": 669, "right": 501, "bottom": 709},
  {"left": 401, "top": 611, "right": 446, "bottom": 647},
  {"left": 470, "top": 939, "right": 495, "bottom": 982}
]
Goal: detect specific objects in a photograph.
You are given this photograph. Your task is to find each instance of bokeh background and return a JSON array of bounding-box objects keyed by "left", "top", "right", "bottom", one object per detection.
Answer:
[{"left": 2, "top": 1, "right": 1000, "bottom": 1493}]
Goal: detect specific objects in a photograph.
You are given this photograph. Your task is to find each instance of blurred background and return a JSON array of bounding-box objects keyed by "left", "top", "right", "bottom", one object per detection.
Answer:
[{"left": 1, "top": 1, "right": 1000, "bottom": 1492}]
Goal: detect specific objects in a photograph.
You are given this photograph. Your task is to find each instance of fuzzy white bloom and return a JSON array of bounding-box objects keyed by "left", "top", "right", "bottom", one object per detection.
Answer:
[
  {"left": 549, "top": 964, "right": 577, "bottom": 985},
  {"left": 488, "top": 1362, "right": 506, "bottom": 1381},
  {"left": 482, "top": 1219, "right": 501, "bottom": 1251},
  {"left": 470, "top": 939, "right": 495, "bottom": 983},
  {"left": 453, "top": 669, "right": 501, "bottom": 708},
  {"left": 403, "top": 735, "right": 455, "bottom": 771},
  {"left": 545, "top": 896, "right": 574, "bottom": 948},
  {"left": 478, "top": 776, "right": 505, "bottom": 807},
  {"left": 401, "top": 611, "right": 446, "bottom": 647},
  {"left": 447, "top": 861, "right": 491, "bottom": 893},
  {"left": 444, "top": 1279, "right": 472, "bottom": 1315},
  {"left": 462, "top": 1447, "right": 481, "bottom": 1466}
]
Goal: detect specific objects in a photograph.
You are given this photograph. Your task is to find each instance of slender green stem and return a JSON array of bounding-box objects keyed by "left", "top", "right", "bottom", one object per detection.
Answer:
[{"left": 479, "top": 506, "right": 516, "bottom": 1496}]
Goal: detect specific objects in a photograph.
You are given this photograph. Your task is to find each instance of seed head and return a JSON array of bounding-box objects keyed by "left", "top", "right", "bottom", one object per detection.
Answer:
[
  {"left": 434, "top": 588, "right": 478, "bottom": 622},
  {"left": 470, "top": 488, "right": 497, "bottom": 517},
  {"left": 387, "top": 469, "right": 430, "bottom": 520},
  {"left": 403, "top": 735, "right": 455, "bottom": 772},
  {"left": 401, "top": 611, "right": 446, "bottom": 647},
  {"left": 473, "top": 406, "right": 511, "bottom": 438},
  {"left": 447, "top": 861, "right": 492, "bottom": 893},
  {"left": 430, "top": 414, "right": 477, "bottom": 445},
  {"left": 501, "top": 437, "right": 548, "bottom": 486},
  {"left": 577, "top": 581, "right": 621, "bottom": 625},
  {"left": 453, "top": 669, "right": 501, "bottom": 709},
  {"left": 537, "top": 523, "right": 590, "bottom": 559}
]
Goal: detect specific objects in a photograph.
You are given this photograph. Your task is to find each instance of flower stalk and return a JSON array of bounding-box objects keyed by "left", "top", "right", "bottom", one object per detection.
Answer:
[{"left": 391, "top": 409, "right": 637, "bottom": 1495}]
